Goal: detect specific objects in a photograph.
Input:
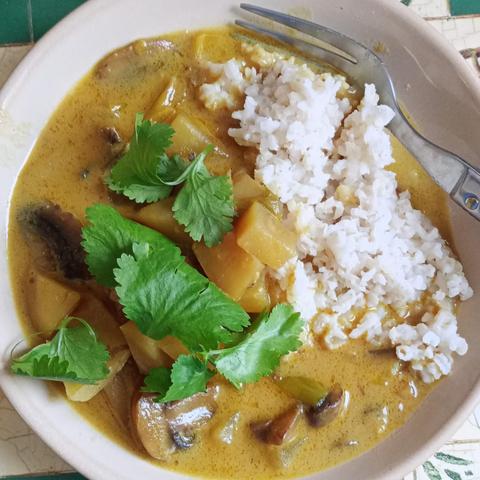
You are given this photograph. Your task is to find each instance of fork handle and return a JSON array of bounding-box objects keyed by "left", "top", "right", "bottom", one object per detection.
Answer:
[{"left": 389, "top": 113, "right": 480, "bottom": 222}]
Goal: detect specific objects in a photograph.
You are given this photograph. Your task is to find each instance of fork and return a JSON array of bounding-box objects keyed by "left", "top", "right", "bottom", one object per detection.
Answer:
[{"left": 237, "top": 3, "right": 480, "bottom": 221}]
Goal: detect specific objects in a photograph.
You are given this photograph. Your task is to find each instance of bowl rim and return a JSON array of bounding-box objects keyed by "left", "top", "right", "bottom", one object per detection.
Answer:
[{"left": 1, "top": 1, "right": 480, "bottom": 479}]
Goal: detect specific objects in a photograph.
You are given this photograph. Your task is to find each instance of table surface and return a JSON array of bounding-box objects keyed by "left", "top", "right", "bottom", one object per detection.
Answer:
[{"left": 0, "top": 0, "right": 479, "bottom": 479}]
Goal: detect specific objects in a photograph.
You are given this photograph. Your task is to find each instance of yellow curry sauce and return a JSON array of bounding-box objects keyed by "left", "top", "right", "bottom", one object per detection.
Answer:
[{"left": 8, "top": 26, "right": 451, "bottom": 479}]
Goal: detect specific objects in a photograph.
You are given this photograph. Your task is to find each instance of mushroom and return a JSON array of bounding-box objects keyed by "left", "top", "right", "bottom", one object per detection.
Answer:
[
  {"left": 251, "top": 404, "right": 302, "bottom": 446},
  {"left": 132, "top": 387, "right": 218, "bottom": 461},
  {"left": 305, "top": 384, "right": 344, "bottom": 428},
  {"left": 18, "top": 203, "right": 90, "bottom": 281}
]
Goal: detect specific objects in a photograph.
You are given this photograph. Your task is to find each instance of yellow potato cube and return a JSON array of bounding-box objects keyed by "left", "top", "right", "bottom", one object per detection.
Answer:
[
  {"left": 239, "top": 273, "right": 270, "bottom": 313},
  {"left": 120, "top": 321, "right": 173, "bottom": 374},
  {"left": 236, "top": 202, "right": 297, "bottom": 269},
  {"left": 169, "top": 112, "right": 231, "bottom": 176},
  {"left": 134, "top": 197, "right": 192, "bottom": 247},
  {"left": 193, "top": 33, "right": 241, "bottom": 63},
  {"left": 193, "top": 232, "right": 263, "bottom": 300},
  {"left": 232, "top": 170, "right": 266, "bottom": 214},
  {"left": 27, "top": 272, "right": 81, "bottom": 333},
  {"left": 146, "top": 76, "right": 186, "bottom": 123},
  {"left": 157, "top": 336, "right": 189, "bottom": 360}
]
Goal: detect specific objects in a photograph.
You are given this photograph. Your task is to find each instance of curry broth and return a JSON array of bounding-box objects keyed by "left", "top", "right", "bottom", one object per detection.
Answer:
[{"left": 8, "top": 26, "right": 451, "bottom": 479}]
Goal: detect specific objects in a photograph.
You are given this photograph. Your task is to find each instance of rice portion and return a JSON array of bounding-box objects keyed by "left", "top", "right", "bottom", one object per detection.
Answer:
[{"left": 200, "top": 54, "right": 473, "bottom": 384}]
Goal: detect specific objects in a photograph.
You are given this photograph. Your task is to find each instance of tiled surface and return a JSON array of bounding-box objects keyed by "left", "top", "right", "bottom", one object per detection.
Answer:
[{"left": 0, "top": 0, "right": 479, "bottom": 479}]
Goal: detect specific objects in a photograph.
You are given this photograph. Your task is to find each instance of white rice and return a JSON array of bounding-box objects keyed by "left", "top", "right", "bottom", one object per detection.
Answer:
[{"left": 200, "top": 50, "right": 473, "bottom": 384}]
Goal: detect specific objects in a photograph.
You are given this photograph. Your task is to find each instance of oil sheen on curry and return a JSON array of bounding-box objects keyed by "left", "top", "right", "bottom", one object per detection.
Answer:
[{"left": 8, "top": 25, "right": 472, "bottom": 480}]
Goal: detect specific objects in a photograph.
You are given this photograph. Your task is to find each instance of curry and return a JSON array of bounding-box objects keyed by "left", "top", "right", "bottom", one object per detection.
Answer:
[{"left": 7, "top": 26, "right": 455, "bottom": 479}]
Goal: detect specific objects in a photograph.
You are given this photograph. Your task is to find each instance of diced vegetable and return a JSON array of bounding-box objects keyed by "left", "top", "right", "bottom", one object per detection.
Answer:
[
  {"left": 120, "top": 321, "right": 173, "bottom": 374},
  {"left": 193, "top": 232, "right": 263, "bottom": 300},
  {"left": 146, "top": 76, "right": 186, "bottom": 123},
  {"left": 169, "top": 112, "right": 231, "bottom": 176},
  {"left": 232, "top": 170, "right": 266, "bottom": 214},
  {"left": 236, "top": 202, "right": 297, "bottom": 269},
  {"left": 275, "top": 376, "right": 329, "bottom": 407},
  {"left": 133, "top": 197, "right": 193, "bottom": 247},
  {"left": 193, "top": 33, "right": 240, "bottom": 63},
  {"left": 239, "top": 272, "right": 270, "bottom": 313},
  {"left": 157, "top": 336, "right": 189, "bottom": 360},
  {"left": 72, "top": 296, "right": 126, "bottom": 350},
  {"left": 305, "top": 384, "right": 344, "bottom": 428},
  {"left": 251, "top": 404, "right": 302, "bottom": 446},
  {"left": 64, "top": 348, "right": 131, "bottom": 402},
  {"left": 27, "top": 272, "right": 81, "bottom": 333}
]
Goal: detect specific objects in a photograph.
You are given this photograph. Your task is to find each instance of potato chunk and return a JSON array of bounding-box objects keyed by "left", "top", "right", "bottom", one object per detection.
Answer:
[
  {"left": 134, "top": 197, "right": 192, "bottom": 247},
  {"left": 146, "top": 76, "right": 186, "bottom": 123},
  {"left": 120, "top": 321, "right": 172, "bottom": 374},
  {"left": 27, "top": 272, "right": 81, "bottom": 333},
  {"left": 64, "top": 348, "right": 131, "bottom": 402},
  {"left": 169, "top": 112, "right": 231, "bottom": 176},
  {"left": 232, "top": 171, "right": 266, "bottom": 214},
  {"left": 193, "top": 232, "right": 263, "bottom": 300},
  {"left": 236, "top": 202, "right": 297, "bottom": 269},
  {"left": 193, "top": 33, "right": 240, "bottom": 63},
  {"left": 239, "top": 273, "right": 270, "bottom": 313}
]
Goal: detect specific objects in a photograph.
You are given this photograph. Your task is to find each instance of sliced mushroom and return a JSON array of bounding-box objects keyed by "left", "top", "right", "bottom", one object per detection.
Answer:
[
  {"left": 18, "top": 203, "right": 90, "bottom": 281},
  {"left": 132, "top": 393, "right": 176, "bottom": 461},
  {"left": 305, "top": 384, "right": 344, "bottom": 428},
  {"left": 251, "top": 404, "right": 302, "bottom": 446},
  {"left": 132, "top": 387, "right": 219, "bottom": 461}
]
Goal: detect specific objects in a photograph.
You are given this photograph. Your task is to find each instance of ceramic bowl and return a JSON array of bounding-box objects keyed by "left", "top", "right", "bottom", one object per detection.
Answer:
[{"left": 1, "top": 1, "right": 479, "bottom": 479}]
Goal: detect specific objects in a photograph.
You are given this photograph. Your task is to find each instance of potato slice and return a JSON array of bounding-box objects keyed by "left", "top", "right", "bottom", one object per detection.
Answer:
[
  {"left": 169, "top": 112, "right": 231, "bottom": 176},
  {"left": 27, "top": 272, "right": 81, "bottom": 333},
  {"left": 64, "top": 348, "right": 131, "bottom": 402},
  {"left": 239, "top": 272, "right": 270, "bottom": 313},
  {"left": 72, "top": 295, "right": 126, "bottom": 350},
  {"left": 193, "top": 33, "right": 240, "bottom": 63},
  {"left": 236, "top": 202, "right": 297, "bottom": 269},
  {"left": 120, "top": 321, "right": 172, "bottom": 374},
  {"left": 233, "top": 171, "right": 267, "bottom": 214},
  {"left": 157, "top": 336, "right": 189, "bottom": 361},
  {"left": 193, "top": 232, "right": 263, "bottom": 300},
  {"left": 146, "top": 76, "right": 186, "bottom": 123},
  {"left": 134, "top": 197, "right": 192, "bottom": 247}
]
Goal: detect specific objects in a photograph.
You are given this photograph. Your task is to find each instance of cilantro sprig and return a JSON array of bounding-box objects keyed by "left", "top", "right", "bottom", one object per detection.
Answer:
[
  {"left": 106, "top": 114, "right": 234, "bottom": 246},
  {"left": 11, "top": 317, "right": 110, "bottom": 384},
  {"left": 82, "top": 205, "right": 249, "bottom": 351}
]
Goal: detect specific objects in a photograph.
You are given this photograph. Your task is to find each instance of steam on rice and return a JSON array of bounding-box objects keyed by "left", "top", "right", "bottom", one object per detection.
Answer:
[{"left": 200, "top": 50, "right": 473, "bottom": 384}]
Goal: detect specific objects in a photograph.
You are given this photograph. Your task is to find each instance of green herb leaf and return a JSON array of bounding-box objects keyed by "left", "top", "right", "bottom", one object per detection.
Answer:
[
  {"left": 422, "top": 461, "right": 442, "bottom": 480},
  {"left": 435, "top": 453, "right": 473, "bottom": 466},
  {"left": 82, "top": 204, "right": 181, "bottom": 287},
  {"left": 143, "top": 355, "right": 214, "bottom": 403},
  {"left": 113, "top": 241, "right": 249, "bottom": 351},
  {"left": 11, "top": 317, "right": 110, "bottom": 384},
  {"left": 170, "top": 146, "right": 234, "bottom": 247},
  {"left": 106, "top": 113, "right": 187, "bottom": 203},
  {"left": 214, "top": 304, "right": 303, "bottom": 388},
  {"left": 444, "top": 469, "right": 462, "bottom": 480}
]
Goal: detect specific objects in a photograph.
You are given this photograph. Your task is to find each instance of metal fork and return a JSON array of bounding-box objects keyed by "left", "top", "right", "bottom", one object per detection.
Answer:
[{"left": 237, "top": 3, "right": 480, "bottom": 221}]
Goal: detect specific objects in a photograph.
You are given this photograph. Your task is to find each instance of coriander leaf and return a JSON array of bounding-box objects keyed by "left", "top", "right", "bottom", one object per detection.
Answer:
[
  {"left": 113, "top": 241, "right": 250, "bottom": 351},
  {"left": 143, "top": 355, "right": 214, "bottom": 403},
  {"left": 11, "top": 317, "right": 110, "bottom": 384},
  {"left": 214, "top": 304, "right": 303, "bottom": 388},
  {"left": 444, "top": 470, "right": 461, "bottom": 480},
  {"left": 106, "top": 113, "right": 187, "bottom": 203},
  {"left": 170, "top": 146, "right": 234, "bottom": 247},
  {"left": 82, "top": 204, "right": 181, "bottom": 287},
  {"left": 142, "top": 366, "right": 171, "bottom": 396}
]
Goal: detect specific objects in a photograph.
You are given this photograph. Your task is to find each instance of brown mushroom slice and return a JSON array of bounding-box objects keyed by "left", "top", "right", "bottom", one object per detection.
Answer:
[
  {"left": 132, "top": 394, "right": 176, "bottom": 461},
  {"left": 305, "top": 384, "right": 344, "bottom": 428},
  {"left": 18, "top": 203, "right": 90, "bottom": 281},
  {"left": 165, "top": 386, "right": 219, "bottom": 433},
  {"left": 251, "top": 404, "right": 302, "bottom": 446}
]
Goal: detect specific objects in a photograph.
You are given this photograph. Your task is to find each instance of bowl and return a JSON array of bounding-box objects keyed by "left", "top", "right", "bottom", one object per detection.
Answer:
[{"left": 1, "top": 1, "right": 479, "bottom": 479}]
